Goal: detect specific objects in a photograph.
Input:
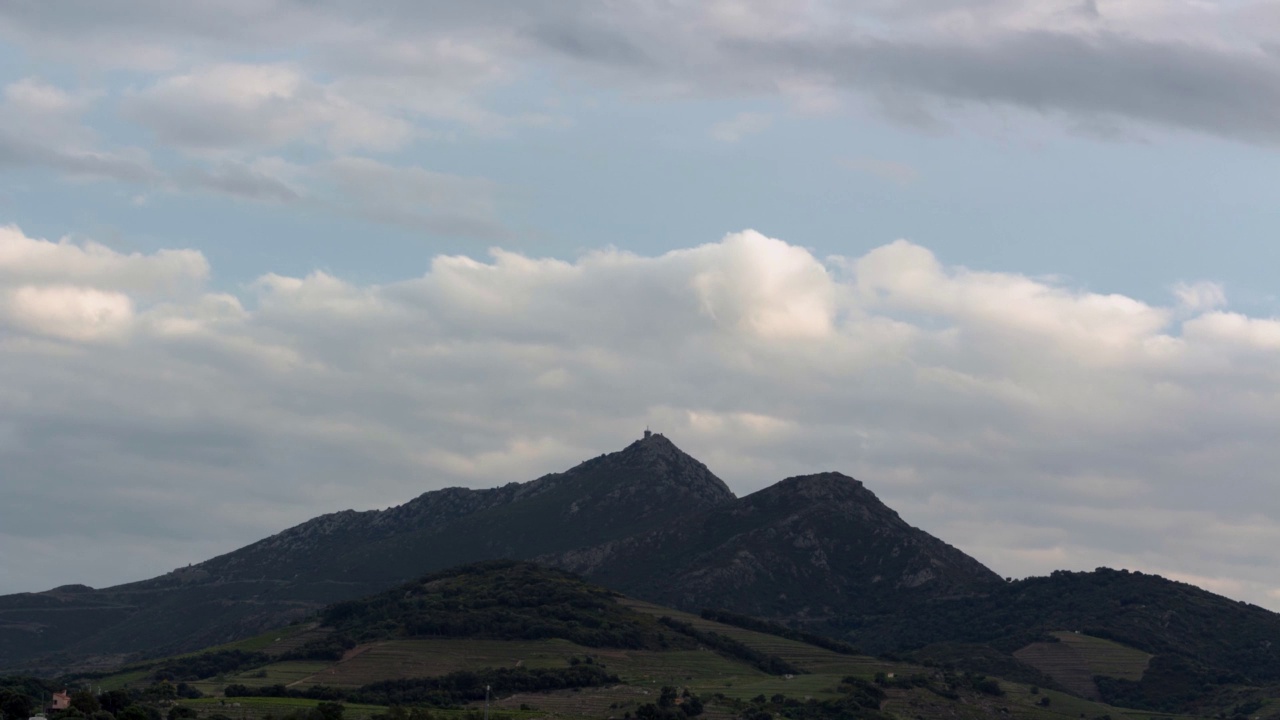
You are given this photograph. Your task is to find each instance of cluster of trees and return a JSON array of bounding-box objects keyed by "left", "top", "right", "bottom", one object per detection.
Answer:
[
  {"left": 314, "top": 561, "right": 656, "bottom": 649},
  {"left": 622, "top": 686, "right": 704, "bottom": 720},
  {"left": 1, "top": 689, "right": 40, "bottom": 720},
  {"left": 657, "top": 618, "right": 803, "bottom": 676},
  {"left": 870, "top": 670, "right": 1002, "bottom": 700},
  {"left": 1094, "top": 654, "right": 1212, "bottom": 713},
  {"left": 227, "top": 665, "right": 619, "bottom": 708},
  {"left": 846, "top": 567, "right": 1280, "bottom": 694},
  {"left": 0, "top": 682, "right": 204, "bottom": 720},
  {"left": 258, "top": 702, "right": 346, "bottom": 720},
  {"left": 280, "top": 635, "right": 356, "bottom": 662},
  {"left": 698, "top": 609, "right": 860, "bottom": 656},
  {"left": 714, "top": 677, "right": 887, "bottom": 720},
  {"left": 369, "top": 708, "right": 500, "bottom": 720},
  {"left": 151, "top": 651, "right": 271, "bottom": 682}
]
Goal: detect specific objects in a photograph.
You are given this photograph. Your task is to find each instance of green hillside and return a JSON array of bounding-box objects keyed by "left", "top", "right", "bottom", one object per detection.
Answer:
[{"left": 33, "top": 562, "right": 1252, "bottom": 720}]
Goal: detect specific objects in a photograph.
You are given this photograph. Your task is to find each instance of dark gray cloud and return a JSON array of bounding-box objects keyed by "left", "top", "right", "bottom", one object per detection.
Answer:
[
  {"left": 4, "top": 1, "right": 1278, "bottom": 144},
  {"left": 176, "top": 163, "right": 302, "bottom": 203},
  {"left": 769, "top": 30, "right": 1280, "bottom": 143}
]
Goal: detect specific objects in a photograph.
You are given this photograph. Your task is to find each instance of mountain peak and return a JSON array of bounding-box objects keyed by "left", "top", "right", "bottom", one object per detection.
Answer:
[{"left": 604, "top": 431, "right": 736, "bottom": 501}]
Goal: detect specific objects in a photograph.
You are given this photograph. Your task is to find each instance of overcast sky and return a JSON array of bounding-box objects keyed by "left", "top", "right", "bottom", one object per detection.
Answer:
[{"left": 3, "top": 0, "right": 1280, "bottom": 609}]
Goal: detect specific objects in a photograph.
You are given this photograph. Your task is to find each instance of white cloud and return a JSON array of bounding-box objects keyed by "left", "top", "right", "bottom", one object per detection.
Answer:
[
  {"left": 124, "top": 63, "right": 416, "bottom": 153},
  {"left": 0, "top": 226, "right": 206, "bottom": 342},
  {"left": 4, "top": 285, "right": 135, "bottom": 342},
  {"left": 4, "top": 225, "right": 1280, "bottom": 613},
  {"left": 0, "top": 225, "right": 209, "bottom": 293},
  {"left": 1174, "top": 280, "right": 1228, "bottom": 312}
]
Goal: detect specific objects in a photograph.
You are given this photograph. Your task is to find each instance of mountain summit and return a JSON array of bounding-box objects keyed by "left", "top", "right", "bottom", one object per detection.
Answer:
[
  {"left": 0, "top": 433, "right": 991, "bottom": 673},
  {"left": 550, "top": 470, "right": 1001, "bottom": 626}
]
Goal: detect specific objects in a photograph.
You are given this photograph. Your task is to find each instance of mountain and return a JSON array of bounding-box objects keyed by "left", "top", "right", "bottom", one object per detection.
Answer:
[
  {"left": 861, "top": 567, "right": 1280, "bottom": 713},
  {"left": 551, "top": 471, "right": 1002, "bottom": 623},
  {"left": 0, "top": 433, "right": 993, "bottom": 673},
  {"left": 9, "top": 432, "right": 1280, "bottom": 716}
]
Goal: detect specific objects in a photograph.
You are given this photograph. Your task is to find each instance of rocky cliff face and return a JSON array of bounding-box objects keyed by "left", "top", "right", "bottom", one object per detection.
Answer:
[{"left": 0, "top": 434, "right": 992, "bottom": 672}]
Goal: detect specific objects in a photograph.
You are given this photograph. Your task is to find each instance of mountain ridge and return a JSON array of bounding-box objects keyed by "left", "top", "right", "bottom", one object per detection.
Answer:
[
  {"left": 0, "top": 433, "right": 991, "bottom": 673},
  {"left": 7, "top": 429, "right": 1280, "bottom": 717}
]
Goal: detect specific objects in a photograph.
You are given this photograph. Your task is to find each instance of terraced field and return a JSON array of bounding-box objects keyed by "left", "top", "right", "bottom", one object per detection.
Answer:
[
  {"left": 620, "top": 599, "right": 906, "bottom": 678},
  {"left": 203, "top": 623, "right": 329, "bottom": 657},
  {"left": 1049, "top": 631, "right": 1151, "bottom": 680},
  {"left": 183, "top": 697, "right": 390, "bottom": 720},
  {"left": 489, "top": 684, "right": 680, "bottom": 720},
  {"left": 1013, "top": 631, "right": 1151, "bottom": 700},
  {"left": 212, "top": 638, "right": 791, "bottom": 697}
]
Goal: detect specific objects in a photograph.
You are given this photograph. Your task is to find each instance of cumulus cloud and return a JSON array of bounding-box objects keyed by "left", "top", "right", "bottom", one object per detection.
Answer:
[
  {"left": 1174, "top": 280, "right": 1228, "bottom": 312},
  {"left": 0, "top": 226, "right": 208, "bottom": 343},
  {"left": 5, "top": 225, "right": 1280, "bottom": 610},
  {"left": 4, "top": 285, "right": 135, "bottom": 342},
  {"left": 0, "top": 225, "right": 209, "bottom": 292}
]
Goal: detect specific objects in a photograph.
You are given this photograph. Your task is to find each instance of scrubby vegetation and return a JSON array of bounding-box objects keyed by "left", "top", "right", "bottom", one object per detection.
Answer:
[
  {"left": 316, "top": 561, "right": 661, "bottom": 649},
  {"left": 715, "top": 677, "right": 888, "bottom": 720},
  {"left": 151, "top": 650, "right": 272, "bottom": 682},
  {"left": 658, "top": 617, "right": 803, "bottom": 676},
  {"left": 699, "top": 609, "right": 859, "bottom": 655},
  {"left": 226, "top": 666, "right": 618, "bottom": 707},
  {"left": 624, "top": 686, "right": 704, "bottom": 720}
]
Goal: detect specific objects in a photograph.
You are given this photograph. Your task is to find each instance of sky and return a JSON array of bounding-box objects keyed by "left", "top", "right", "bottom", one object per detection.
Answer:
[{"left": 3, "top": 0, "right": 1280, "bottom": 608}]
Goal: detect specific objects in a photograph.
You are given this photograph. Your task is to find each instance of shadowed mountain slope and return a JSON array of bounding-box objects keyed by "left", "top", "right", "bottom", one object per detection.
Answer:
[
  {"left": 550, "top": 471, "right": 1002, "bottom": 623},
  {"left": 0, "top": 434, "right": 739, "bottom": 671}
]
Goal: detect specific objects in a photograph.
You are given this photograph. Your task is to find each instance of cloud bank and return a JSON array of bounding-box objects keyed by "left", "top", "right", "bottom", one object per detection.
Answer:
[
  {"left": 6, "top": 1, "right": 1280, "bottom": 148},
  {"left": 3, "top": 224, "right": 1279, "bottom": 609}
]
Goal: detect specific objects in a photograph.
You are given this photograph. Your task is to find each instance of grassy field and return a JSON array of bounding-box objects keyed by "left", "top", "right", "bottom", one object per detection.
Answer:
[
  {"left": 85, "top": 593, "right": 1216, "bottom": 720},
  {"left": 880, "top": 675, "right": 1206, "bottom": 720},
  {"left": 180, "top": 697, "right": 389, "bottom": 720},
  {"left": 212, "top": 623, "right": 330, "bottom": 657},
  {"left": 1049, "top": 631, "right": 1152, "bottom": 680},
  {"left": 619, "top": 599, "right": 907, "bottom": 680},
  {"left": 96, "top": 669, "right": 151, "bottom": 692},
  {"left": 284, "top": 638, "right": 593, "bottom": 688}
]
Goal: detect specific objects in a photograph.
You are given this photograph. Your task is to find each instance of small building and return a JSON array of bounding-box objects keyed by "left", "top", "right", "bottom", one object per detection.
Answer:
[{"left": 50, "top": 692, "right": 71, "bottom": 711}]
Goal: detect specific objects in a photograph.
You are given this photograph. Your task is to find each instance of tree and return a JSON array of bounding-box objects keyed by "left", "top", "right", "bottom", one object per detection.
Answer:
[
  {"left": 315, "top": 703, "right": 345, "bottom": 720},
  {"left": 167, "top": 706, "right": 196, "bottom": 720},
  {"left": 98, "top": 691, "right": 132, "bottom": 716},
  {"left": 658, "top": 687, "right": 678, "bottom": 708},
  {"left": 144, "top": 684, "right": 176, "bottom": 703},
  {"left": 0, "top": 691, "right": 35, "bottom": 720},
  {"left": 117, "top": 707, "right": 150, "bottom": 720},
  {"left": 70, "top": 691, "right": 100, "bottom": 715}
]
